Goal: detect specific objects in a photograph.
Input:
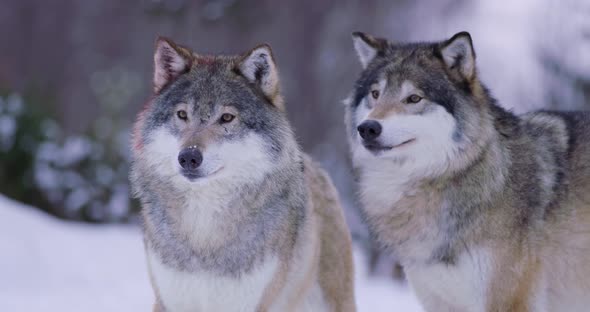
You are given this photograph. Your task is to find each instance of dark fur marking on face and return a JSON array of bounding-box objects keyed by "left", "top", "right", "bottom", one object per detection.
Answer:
[
  {"left": 142, "top": 78, "right": 194, "bottom": 137},
  {"left": 352, "top": 59, "right": 389, "bottom": 108},
  {"left": 419, "top": 78, "right": 456, "bottom": 116}
]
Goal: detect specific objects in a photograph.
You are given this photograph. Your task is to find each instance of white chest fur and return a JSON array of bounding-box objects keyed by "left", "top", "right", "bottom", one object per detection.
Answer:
[
  {"left": 147, "top": 247, "right": 279, "bottom": 312},
  {"left": 405, "top": 248, "right": 492, "bottom": 312}
]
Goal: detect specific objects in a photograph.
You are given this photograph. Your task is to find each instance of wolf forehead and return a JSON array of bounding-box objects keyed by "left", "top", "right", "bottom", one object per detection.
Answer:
[
  {"left": 351, "top": 41, "right": 462, "bottom": 114},
  {"left": 149, "top": 58, "right": 278, "bottom": 120},
  {"left": 145, "top": 38, "right": 283, "bottom": 118},
  {"left": 161, "top": 56, "right": 266, "bottom": 103}
]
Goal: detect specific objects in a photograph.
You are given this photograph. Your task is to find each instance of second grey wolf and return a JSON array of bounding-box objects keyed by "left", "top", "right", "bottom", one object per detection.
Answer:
[
  {"left": 130, "top": 37, "right": 355, "bottom": 311},
  {"left": 346, "top": 31, "right": 590, "bottom": 311}
]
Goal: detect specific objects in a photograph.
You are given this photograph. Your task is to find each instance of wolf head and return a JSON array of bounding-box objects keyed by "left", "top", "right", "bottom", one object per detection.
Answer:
[
  {"left": 132, "top": 38, "right": 297, "bottom": 192},
  {"left": 346, "top": 31, "right": 496, "bottom": 178}
]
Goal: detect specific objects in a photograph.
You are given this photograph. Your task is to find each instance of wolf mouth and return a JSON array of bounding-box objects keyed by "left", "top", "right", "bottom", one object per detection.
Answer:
[
  {"left": 181, "top": 166, "right": 224, "bottom": 181},
  {"left": 363, "top": 139, "right": 415, "bottom": 152}
]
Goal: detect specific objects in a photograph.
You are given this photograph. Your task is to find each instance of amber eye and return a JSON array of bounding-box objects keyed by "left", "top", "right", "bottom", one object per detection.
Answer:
[
  {"left": 371, "top": 90, "right": 380, "bottom": 99},
  {"left": 220, "top": 113, "right": 235, "bottom": 124},
  {"left": 407, "top": 94, "right": 422, "bottom": 104},
  {"left": 177, "top": 110, "right": 188, "bottom": 120}
]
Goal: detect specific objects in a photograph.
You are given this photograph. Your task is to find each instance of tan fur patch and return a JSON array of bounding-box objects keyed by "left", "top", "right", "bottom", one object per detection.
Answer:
[
  {"left": 368, "top": 102, "right": 404, "bottom": 120},
  {"left": 305, "top": 156, "right": 356, "bottom": 311},
  {"left": 486, "top": 245, "right": 540, "bottom": 311}
]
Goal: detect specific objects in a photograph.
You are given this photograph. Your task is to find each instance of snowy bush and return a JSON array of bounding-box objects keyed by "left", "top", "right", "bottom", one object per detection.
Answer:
[{"left": 0, "top": 92, "right": 139, "bottom": 223}]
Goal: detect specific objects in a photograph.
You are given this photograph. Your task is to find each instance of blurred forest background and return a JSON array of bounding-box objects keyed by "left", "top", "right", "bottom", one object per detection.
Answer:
[{"left": 1, "top": 0, "right": 589, "bottom": 275}]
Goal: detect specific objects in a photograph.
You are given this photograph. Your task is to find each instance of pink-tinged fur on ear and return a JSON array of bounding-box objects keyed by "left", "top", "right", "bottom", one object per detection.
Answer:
[{"left": 153, "top": 37, "right": 193, "bottom": 93}]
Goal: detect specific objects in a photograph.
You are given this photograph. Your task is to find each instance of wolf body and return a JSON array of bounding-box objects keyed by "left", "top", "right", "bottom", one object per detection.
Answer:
[
  {"left": 131, "top": 38, "right": 355, "bottom": 312},
  {"left": 346, "top": 31, "right": 590, "bottom": 311}
]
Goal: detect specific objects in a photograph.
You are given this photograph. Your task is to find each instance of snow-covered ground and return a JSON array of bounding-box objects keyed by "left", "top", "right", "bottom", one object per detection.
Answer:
[{"left": 0, "top": 195, "right": 423, "bottom": 312}]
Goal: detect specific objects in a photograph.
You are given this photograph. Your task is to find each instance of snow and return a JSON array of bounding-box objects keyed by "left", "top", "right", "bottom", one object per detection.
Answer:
[
  {"left": 0, "top": 195, "right": 423, "bottom": 312},
  {"left": 0, "top": 196, "right": 151, "bottom": 311}
]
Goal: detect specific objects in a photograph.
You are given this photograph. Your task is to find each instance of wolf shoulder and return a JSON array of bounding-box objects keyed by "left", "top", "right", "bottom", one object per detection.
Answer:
[
  {"left": 521, "top": 110, "right": 590, "bottom": 149},
  {"left": 521, "top": 110, "right": 590, "bottom": 178}
]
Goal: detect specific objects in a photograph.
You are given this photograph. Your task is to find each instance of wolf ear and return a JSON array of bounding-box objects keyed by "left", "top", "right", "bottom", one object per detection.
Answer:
[
  {"left": 352, "top": 32, "right": 383, "bottom": 69},
  {"left": 440, "top": 32, "right": 476, "bottom": 81},
  {"left": 153, "top": 37, "right": 193, "bottom": 93},
  {"left": 238, "top": 44, "right": 283, "bottom": 109}
]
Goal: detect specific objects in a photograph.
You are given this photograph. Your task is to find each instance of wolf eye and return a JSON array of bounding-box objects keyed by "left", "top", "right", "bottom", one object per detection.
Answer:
[
  {"left": 177, "top": 110, "right": 188, "bottom": 120},
  {"left": 407, "top": 94, "right": 422, "bottom": 104},
  {"left": 220, "top": 113, "right": 235, "bottom": 124},
  {"left": 371, "top": 90, "right": 380, "bottom": 99}
]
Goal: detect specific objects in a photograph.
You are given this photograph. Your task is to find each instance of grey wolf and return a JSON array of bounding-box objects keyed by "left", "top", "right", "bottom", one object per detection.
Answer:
[
  {"left": 130, "top": 37, "right": 355, "bottom": 311},
  {"left": 346, "top": 31, "right": 590, "bottom": 311}
]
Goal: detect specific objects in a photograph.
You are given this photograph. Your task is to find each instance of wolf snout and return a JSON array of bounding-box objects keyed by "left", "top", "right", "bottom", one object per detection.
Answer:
[
  {"left": 178, "top": 147, "right": 203, "bottom": 171},
  {"left": 357, "top": 120, "right": 382, "bottom": 141}
]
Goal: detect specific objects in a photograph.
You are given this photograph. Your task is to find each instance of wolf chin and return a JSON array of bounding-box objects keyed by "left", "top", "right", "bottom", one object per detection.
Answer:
[
  {"left": 130, "top": 37, "right": 355, "bottom": 312},
  {"left": 346, "top": 31, "right": 590, "bottom": 311}
]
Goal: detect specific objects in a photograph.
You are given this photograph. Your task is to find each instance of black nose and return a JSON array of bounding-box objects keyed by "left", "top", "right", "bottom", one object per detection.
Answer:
[
  {"left": 178, "top": 147, "right": 203, "bottom": 170},
  {"left": 357, "top": 120, "right": 382, "bottom": 140}
]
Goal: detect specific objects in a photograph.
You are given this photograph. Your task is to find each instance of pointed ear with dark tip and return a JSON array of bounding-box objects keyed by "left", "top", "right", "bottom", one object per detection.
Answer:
[
  {"left": 440, "top": 32, "right": 476, "bottom": 81},
  {"left": 153, "top": 37, "right": 193, "bottom": 93},
  {"left": 238, "top": 44, "right": 283, "bottom": 109},
  {"left": 352, "top": 32, "right": 384, "bottom": 68}
]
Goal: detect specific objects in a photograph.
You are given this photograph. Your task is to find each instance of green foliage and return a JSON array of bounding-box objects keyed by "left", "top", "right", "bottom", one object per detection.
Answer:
[{"left": 0, "top": 93, "right": 53, "bottom": 211}]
